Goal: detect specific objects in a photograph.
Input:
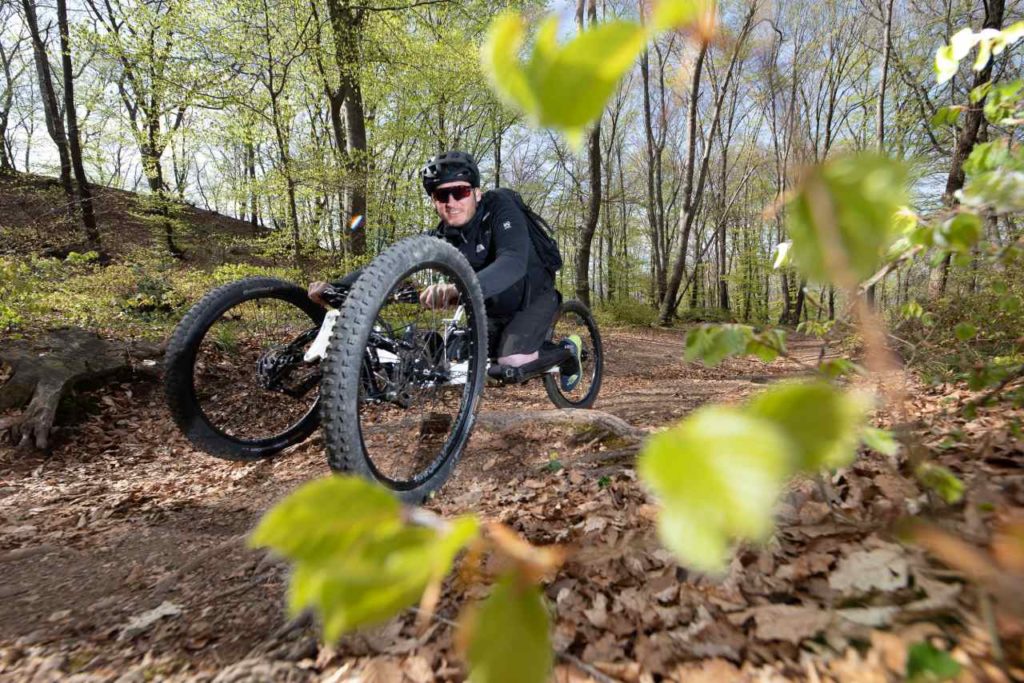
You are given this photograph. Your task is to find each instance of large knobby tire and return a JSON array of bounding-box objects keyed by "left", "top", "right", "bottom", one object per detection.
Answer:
[
  {"left": 165, "top": 277, "right": 326, "bottom": 460},
  {"left": 320, "top": 236, "right": 487, "bottom": 504},
  {"left": 544, "top": 299, "right": 604, "bottom": 409}
]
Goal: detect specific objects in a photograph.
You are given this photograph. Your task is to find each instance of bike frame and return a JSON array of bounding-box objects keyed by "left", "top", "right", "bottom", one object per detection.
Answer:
[
  {"left": 301, "top": 299, "right": 560, "bottom": 394},
  {"left": 303, "top": 303, "right": 472, "bottom": 386}
]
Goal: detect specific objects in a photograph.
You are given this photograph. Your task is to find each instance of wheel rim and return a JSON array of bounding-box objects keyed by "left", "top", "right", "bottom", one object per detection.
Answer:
[
  {"left": 191, "top": 294, "right": 322, "bottom": 444},
  {"left": 549, "top": 306, "right": 601, "bottom": 406},
  {"left": 356, "top": 263, "right": 481, "bottom": 489}
]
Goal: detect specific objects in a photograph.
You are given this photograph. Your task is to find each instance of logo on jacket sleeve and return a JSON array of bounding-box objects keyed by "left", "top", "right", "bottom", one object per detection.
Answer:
[
  {"left": 503, "top": 220, "right": 511, "bottom": 230},
  {"left": 476, "top": 243, "right": 486, "bottom": 253}
]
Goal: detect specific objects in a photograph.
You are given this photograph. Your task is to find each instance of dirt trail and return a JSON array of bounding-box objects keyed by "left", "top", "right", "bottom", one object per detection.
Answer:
[{"left": 0, "top": 328, "right": 991, "bottom": 681}]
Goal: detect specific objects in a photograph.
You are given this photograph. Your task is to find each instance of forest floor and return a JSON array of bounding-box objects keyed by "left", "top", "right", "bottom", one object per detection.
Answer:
[{"left": 1, "top": 326, "right": 1023, "bottom": 682}]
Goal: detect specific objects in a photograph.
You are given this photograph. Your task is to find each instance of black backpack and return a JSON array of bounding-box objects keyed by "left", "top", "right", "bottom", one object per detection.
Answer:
[{"left": 489, "top": 188, "right": 563, "bottom": 277}]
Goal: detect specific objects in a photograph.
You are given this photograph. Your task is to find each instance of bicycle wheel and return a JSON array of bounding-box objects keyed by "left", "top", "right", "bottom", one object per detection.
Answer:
[
  {"left": 320, "top": 236, "right": 487, "bottom": 503},
  {"left": 165, "top": 277, "right": 326, "bottom": 460},
  {"left": 544, "top": 299, "right": 603, "bottom": 409}
]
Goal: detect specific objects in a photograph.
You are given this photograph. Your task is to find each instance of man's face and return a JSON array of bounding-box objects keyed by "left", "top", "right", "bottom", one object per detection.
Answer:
[{"left": 432, "top": 181, "right": 481, "bottom": 228}]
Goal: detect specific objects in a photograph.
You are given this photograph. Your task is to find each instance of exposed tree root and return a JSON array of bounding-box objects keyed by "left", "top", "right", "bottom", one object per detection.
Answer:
[{"left": 0, "top": 327, "right": 162, "bottom": 451}]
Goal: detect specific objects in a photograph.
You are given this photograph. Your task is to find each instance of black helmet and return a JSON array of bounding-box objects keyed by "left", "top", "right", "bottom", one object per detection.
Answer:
[{"left": 421, "top": 151, "right": 480, "bottom": 194}]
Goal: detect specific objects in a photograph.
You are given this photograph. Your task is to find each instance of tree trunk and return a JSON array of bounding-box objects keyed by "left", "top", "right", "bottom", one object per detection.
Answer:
[
  {"left": 342, "top": 80, "right": 367, "bottom": 255},
  {"left": 657, "top": 42, "right": 707, "bottom": 324},
  {"left": 0, "top": 37, "right": 19, "bottom": 172},
  {"left": 639, "top": 36, "right": 665, "bottom": 305},
  {"left": 930, "top": 0, "right": 1005, "bottom": 298},
  {"left": 574, "top": 0, "right": 601, "bottom": 307},
  {"left": 56, "top": 0, "right": 100, "bottom": 251},
  {"left": 21, "top": 0, "right": 76, "bottom": 226},
  {"left": 324, "top": 0, "right": 368, "bottom": 256},
  {"left": 868, "top": 0, "right": 895, "bottom": 307}
]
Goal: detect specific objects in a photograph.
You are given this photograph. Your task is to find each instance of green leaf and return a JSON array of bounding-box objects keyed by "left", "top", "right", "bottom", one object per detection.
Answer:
[
  {"left": 637, "top": 406, "right": 792, "bottom": 572},
  {"left": 250, "top": 476, "right": 402, "bottom": 563},
  {"left": 862, "top": 427, "right": 900, "bottom": 456},
  {"left": 963, "top": 140, "right": 1012, "bottom": 176},
  {"left": 480, "top": 13, "right": 539, "bottom": 120},
  {"left": 950, "top": 27, "right": 980, "bottom": 61},
  {"left": 773, "top": 241, "right": 793, "bottom": 269},
  {"left": 785, "top": 154, "right": 908, "bottom": 286},
  {"left": 934, "top": 44, "right": 959, "bottom": 84},
  {"left": 906, "top": 641, "right": 962, "bottom": 681},
  {"left": 651, "top": 0, "right": 714, "bottom": 32},
  {"left": 902, "top": 300, "right": 924, "bottom": 319},
  {"left": 462, "top": 574, "right": 553, "bottom": 683},
  {"left": 970, "top": 81, "right": 993, "bottom": 103},
  {"left": 954, "top": 322, "right": 977, "bottom": 341},
  {"left": 929, "top": 106, "right": 962, "bottom": 128},
  {"left": 992, "top": 280, "right": 1008, "bottom": 294},
  {"left": 915, "top": 464, "right": 965, "bottom": 504},
  {"left": 251, "top": 477, "right": 480, "bottom": 641},
  {"left": 482, "top": 11, "right": 647, "bottom": 143},
  {"left": 745, "top": 328, "right": 787, "bottom": 363},
  {"left": 748, "top": 382, "right": 872, "bottom": 471},
  {"left": 983, "top": 80, "right": 1024, "bottom": 124},
  {"left": 684, "top": 324, "right": 754, "bottom": 366},
  {"left": 1000, "top": 294, "right": 1022, "bottom": 314},
  {"left": 937, "top": 213, "right": 982, "bottom": 252},
  {"left": 819, "top": 358, "right": 862, "bottom": 379}
]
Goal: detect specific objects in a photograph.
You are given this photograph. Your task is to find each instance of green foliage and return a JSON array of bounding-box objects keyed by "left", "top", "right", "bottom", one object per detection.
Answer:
[
  {"left": 934, "top": 22, "right": 1024, "bottom": 84},
  {"left": 482, "top": 12, "right": 646, "bottom": 146},
  {"left": 638, "top": 406, "right": 792, "bottom": 572},
  {"left": 480, "top": 0, "right": 709, "bottom": 145},
  {"left": 638, "top": 381, "right": 876, "bottom": 571},
  {"left": 796, "top": 319, "right": 834, "bottom": 338},
  {"left": 747, "top": 382, "right": 872, "bottom": 471},
  {"left": 929, "top": 106, "right": 962, "bottom": 128},
  {"left": 954, "top": 322, "right": 977, "bottom": 342},
  {"left": 460, "top": 574, "right": 553, "bottom": 683},
  {"left": 915, "top": 464, "right": 965, "bottom": 504},
  {"left": 935, "top": 213, "right": 982, "bottom": 253},
  {"left": 819, "top": 358, "right": 863, "bottom": 379},
  {"left": 784, "top": 154, "right": 908, "bottom": 286},
  {"left": 906, "top": 641, "right": 962, "bottom": 681},
  {"left": 861, "top": 427, "right": 900, "bottom": 457},
  {"left": 961, "top": 138, "right": 1024, "bottom": 212},
  {"left": 594, "top": 298, "right": 659, "bottom": 327},
  {"left": 684, "top": 324, "right": 787, "bottom": 366},
  {"left": 250, "top": 476, "right": 480, "bottom": 641}
]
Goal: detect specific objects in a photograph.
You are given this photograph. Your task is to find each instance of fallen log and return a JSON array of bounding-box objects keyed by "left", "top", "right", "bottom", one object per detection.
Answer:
[{"left": 0, "top": 327, "right": 163, "bottom": 450}]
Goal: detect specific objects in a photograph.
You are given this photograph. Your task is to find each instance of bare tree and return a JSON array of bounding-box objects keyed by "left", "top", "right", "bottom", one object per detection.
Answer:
[
  {"left": 0, "top": 1, "right": 28, "bottom": 172},
  {"left": 574, "top": 0, "right": 601, "bottom": 307},
  {"left": 658, "top": 2, "right": 757, "bottom": 325},
  {"left": 56, "top": 0, "right": 100, "bottom": 248},
  {"left": 20, "top": 0, "right": 76, "bottom": 214}
]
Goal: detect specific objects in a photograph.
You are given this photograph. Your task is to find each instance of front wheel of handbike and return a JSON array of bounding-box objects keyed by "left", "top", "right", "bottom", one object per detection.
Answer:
[
  {"left": 544, "top": 300, "right": 604, "bottom": 409},
  {"left": 164, "top": 277, "right": 326, "bottom": 460},
  {"left": 320, "top": 236, "right": 488, "bottom": 504}
]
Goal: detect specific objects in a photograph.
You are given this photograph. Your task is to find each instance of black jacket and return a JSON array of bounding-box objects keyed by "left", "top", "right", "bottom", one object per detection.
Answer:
[{"left": 435, "top": 190, "right": 552, "bottom": 317}]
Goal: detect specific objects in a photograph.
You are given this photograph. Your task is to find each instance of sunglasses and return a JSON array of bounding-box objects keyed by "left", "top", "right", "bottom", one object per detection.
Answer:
[{"left": 432, "top": 186, "right": 474, "bottom": 203}]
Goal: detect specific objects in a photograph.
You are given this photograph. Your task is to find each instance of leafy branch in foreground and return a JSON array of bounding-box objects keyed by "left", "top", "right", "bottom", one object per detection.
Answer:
[
  {"left": 250, "top": 476, "right": 564, "bottom": 682},
  {"left": 480, "top": 0, "right": 715, "bottom": 145}
]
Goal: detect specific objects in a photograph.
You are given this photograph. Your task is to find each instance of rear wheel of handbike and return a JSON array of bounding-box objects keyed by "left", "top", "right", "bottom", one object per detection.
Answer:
[{"left": 543, "top": 299, "right": 604, "bottom": 409}]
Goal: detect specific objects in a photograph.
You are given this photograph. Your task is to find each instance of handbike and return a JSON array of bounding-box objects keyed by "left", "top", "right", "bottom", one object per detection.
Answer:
[{"left": 164, "top": 235, "right": 603, "bottom": 502}]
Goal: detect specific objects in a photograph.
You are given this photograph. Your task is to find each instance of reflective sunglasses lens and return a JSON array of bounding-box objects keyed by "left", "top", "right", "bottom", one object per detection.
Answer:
[{"left": 433, "top": 186, "right": 472, "bottom": 202}]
